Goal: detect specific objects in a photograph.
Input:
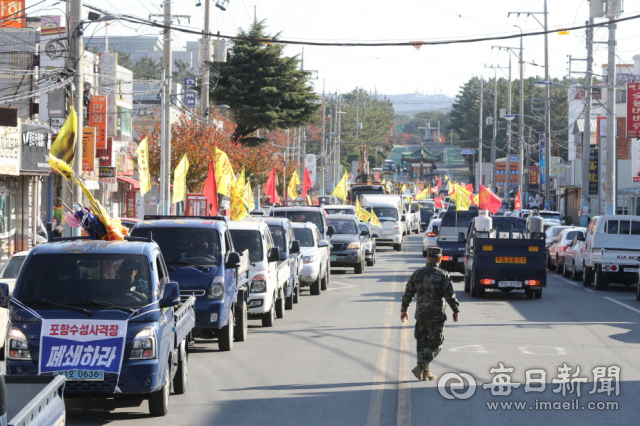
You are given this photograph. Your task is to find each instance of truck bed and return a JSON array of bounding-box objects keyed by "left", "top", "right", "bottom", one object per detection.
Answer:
[
  {"left": 5, "top": 375, "right": 66, "bottom": 426},
  {"left": 472, "top": 236, "right": 546, "bottom": 287},
  {"left": 174, "top": 296, "right": 196, "bottom": 346}
]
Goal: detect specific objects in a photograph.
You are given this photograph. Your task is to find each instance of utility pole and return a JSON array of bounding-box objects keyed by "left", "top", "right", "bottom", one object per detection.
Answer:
[
  {"left": 543, "top": 0, "right": 552, "bottom": 210},
  {"left": 201, "top": 0, "right": 210, "bottom": 118},
  {"left": 517, "top": 27, "right": 525, "bottom": 204},
  {"left": 70, "top": 0, "right": 84, "bottom": 235},
  {"left": 162, "top": 0, "right": 172, "bottom": 214},
  {"left": 478, "top": 77, "right": 483, "bottom": 192},
  {"left": 580, "top": 17, "right": 594, "bottom": 226},
  {"left": 605, "top": 7, "right": 617, "bottom": 215},
  {"left": 491, "top": 71, "right": 498, "bottom": 189},
  {"left": 507, "top": 55, "right": 512, "bottom": 202},
  {"left": 321, "top": 80, "right": 326, "bottom": 195}
]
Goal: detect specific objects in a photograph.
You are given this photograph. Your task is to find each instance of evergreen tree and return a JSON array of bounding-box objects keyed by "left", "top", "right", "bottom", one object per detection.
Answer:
[{"left": 132, "top": 57, "right": 162, "bottom": 79}]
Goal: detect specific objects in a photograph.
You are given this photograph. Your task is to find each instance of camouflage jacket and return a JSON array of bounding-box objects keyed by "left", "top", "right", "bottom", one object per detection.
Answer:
[{"left": 401, "top": 262, "right": 459, "bottom": 322}]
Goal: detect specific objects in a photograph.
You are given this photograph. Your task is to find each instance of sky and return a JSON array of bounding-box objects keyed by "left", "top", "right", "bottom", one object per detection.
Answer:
[{"left": 28, "top": 0, "right": 640, "bottom": 99}]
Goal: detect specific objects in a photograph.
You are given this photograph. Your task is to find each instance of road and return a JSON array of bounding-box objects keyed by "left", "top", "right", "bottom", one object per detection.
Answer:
[{"left": 39, "top": 235, "right": 640, "bottom": 424}]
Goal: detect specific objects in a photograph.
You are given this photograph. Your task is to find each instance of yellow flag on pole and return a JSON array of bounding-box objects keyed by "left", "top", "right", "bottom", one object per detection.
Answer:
[
  {"left": 172, "top": 154, "right": 189, "bottom": 204},
  {"left": 230, "top": 183, "right": 248, "bottom": 220},
  {"left": 400, "top": 184, "right": 407, "bottom": 193},
  {"left": 238, "top": 168, "right": 245, "bottom": 189},
  {"left": 49, "top": 106, "right": 78, "bottom": 180},
  {"left": 243, "top": 181, "right": 254, "bottom": 210},
  {"left": 214, "top": 147, "right": 234, "bottom": 198},
  {"left": 288, "top": 170, "right": 300, "bottom": 200},
  {"left": 332, "top": 172, "right": 348, "bottom": 202},
  {"left": 370, "top": 208, "right": 381, "bottom": 228},
  {"left": 356, "top": 199, "right": 371, "bottom": 222},
  {"left": 453, "top": 183, "right": 472, "bottom": 211},
  {"left": 135, "top": 137, "right": 151, "bottom": 196}
]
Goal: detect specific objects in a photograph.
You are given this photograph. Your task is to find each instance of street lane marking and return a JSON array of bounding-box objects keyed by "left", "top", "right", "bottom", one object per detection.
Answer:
[
  {"left": 520, "top": 346, "right": 567, "bottom": 355},
  {"left": 396, "top": 315, "right": 412, "bottom": 426},
  {"left": 555, "top": 276, "right": 595, "bottom": 292},
  {"left": 449, "top": 344, "right": 489, "bottom": 354},
  {"left": 604, "top": 297, "right": 640, "bottom": 314},
  {"left": 365, "top": 269, "right": 400, "bottom": 426}
]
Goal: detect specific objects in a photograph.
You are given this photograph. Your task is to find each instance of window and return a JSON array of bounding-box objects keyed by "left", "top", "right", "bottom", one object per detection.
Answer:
[
  {"left": 327, "top": 219, "right": 358, "bottom": 234},
  {"left": 632, "top": 221, "right": 640, "bottom": 235},
  {"left": 619, "top": 220, "right": 631, "bottom": 235},
  {"left": 364, "top": 207, "right": 398, "bottom": 221},
  {"left": 229, "top": 230, "right": 264, "bottom": 263},
  {"left": 605, "top": 220, "right": 618, "bottom": 234},
  {"left": 616, "top": 88, "right": 627, "bottom": 104},
  {"left": 293, "top": 228, "right": 314, "bottom": 247},
  {"left": 268, "top": 225, "right": 286, "bottom": 251},
  {"left": 155, "top": 255, "right": 166, "bottom": 297},
  {"left": 131, "top": 227, "right": 222, "bottom": 266},
  {"left": 0, "top": 255, "right": 26, "bottom": 279},
  {"left": 273, "top": 211, "right": 325, "bottom": 233}
]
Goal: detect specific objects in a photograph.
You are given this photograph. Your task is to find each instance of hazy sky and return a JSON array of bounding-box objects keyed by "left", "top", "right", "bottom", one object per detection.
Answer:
[{"left": 31, "top": 0, "right": 640, "bottom": 98}]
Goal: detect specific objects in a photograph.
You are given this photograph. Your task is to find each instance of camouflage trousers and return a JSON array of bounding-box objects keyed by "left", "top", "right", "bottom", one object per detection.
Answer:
[{"left": 414, "top": 320, "right": 445, "bottom": 370}]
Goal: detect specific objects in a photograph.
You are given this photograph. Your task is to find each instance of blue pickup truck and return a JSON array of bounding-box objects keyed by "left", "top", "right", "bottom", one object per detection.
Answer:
[
  {"left": 0, "top": 237, "right": 195, "bottom": 417},
  {"left": 131, "top": 216, "right": 250, "bottom": 351}
]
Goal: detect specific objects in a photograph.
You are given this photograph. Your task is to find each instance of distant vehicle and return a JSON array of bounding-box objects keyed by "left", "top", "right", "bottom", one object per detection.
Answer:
[
  {"left": 271, "top": 206, "right": 335, "bottom": 243},
  {"left": 403, "top": 201, "right": 420, "bottom": 235},
  {"left": 422, "top": 218, "right": 441, "bottom": 257},
  {"left": 349, "top": 184, "right": 387, "bottom": 204},
  {"left": 250, "top": 210, "right": 269, "bottom": 216},
  {"left": 416, "top": 200, "right": 436, "bottom": 230},
  {"left": 319, "top": 196, "right": 340, "bottom": 205},
  {"left": 562, "top": 229, "right": 587, "bottom": 280},
  {"left": 0, "top": 251, "right": 28, "bottom": 359},
  {"left": 323, "top": 204, "right": 357, "bottom": 216},
  {"left": 359, "top": 222, "right": 379, "bottom": 266},
  {"left": 326, "top": 214, "right": 367, "bottom": 274},
  {"left": 118, "top": 217, "right": 141, "bottom": 231},
  {"left": 292, "top": 222, "right": 330, "bottom": 295},
  {"left": 360, "top": 194, "right": 404, "bottom": 251},
  {"left": 548, "top": 227, "right": 585, "bottom": 271},
  {"left": 437, "top": 206, "right": 479, "bottom": 274}
]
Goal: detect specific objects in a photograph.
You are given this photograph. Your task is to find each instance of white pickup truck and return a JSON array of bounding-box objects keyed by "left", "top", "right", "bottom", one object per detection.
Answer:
[
  {"left": 581, "top": 215, "right": 640, "bottom": 291},
  {"left": 229, "top": 221, "right": 291, "bottom": 327}
]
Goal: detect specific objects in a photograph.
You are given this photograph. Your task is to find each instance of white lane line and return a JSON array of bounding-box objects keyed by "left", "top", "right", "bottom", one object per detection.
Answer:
[
  {"left": 604, "top": 297, "right": 640, "bottom": 314},
  {"left": 326, "top": 281, "right": 356, "bottom": 291},
  {"left": 555, "top": 276, "right": 595, "bottom": 292}
]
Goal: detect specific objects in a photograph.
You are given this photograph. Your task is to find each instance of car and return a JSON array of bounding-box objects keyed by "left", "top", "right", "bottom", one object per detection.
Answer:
[
  {"left": 562, "top": 229, "right": 587, "bottom": 280},
  {"left": 271, "top": 206, "right": 335, "bottom": 243},
  {"left": 548, "top": 227, "right": 585, "bottom": 271},
  {"left": 358, "top": 222, "right": 379, "bottom": 266},
  {"left": 422, "top": 218, "right": 441, "bottom": 257},
  {"left": 416, "top": 200, "right": 436, "bottom": 230},
  {"left": 403, "top": 201, "right": 420, "bottom": 234},
  {"left": 0, "top": 251, "right": 28, "bottom": 359},
  {"left": 292, "top": 222, "right": 330, "bottom": 294},
  {"left": 323, "top": 204, "right": 356, "bottom": 216},
  {"left": 545, "top": 225, "right": 571, "bottom": 265},
  {"left": 117, "top": 217, "right": 141, "bottom": 231},
  {"left": 326, "top": 214, "right": 367, "bottom": 274}
]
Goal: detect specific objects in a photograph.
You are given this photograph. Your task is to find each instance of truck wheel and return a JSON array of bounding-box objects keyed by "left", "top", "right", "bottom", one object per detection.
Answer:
[
  {"left": 394, "top": 244, "right": 402, "bottom": 252},
  {"left": 321, "top": 273, "right": 328, "bottom": 290},
  {"left": 173, "top": 340, "right": 188, "bottom": 395},
  {"left": 285, "top": 287, "right": 294, "bottom": 310},
  {"left": 149, "top": 364, "right": 170, "bottom": 416},
  {"left": 355, "top": 260, "right": 364, "bottom": 274},
  {"left": 636, "top": 282, "right": 640, "bottom": 301},
  {"left": 583, "top": 265, "right": 593, "bottom": 287},
  {"left": 218, "top": 309, "right": 234, "bottom": 351},
  {"left": 464, "top": 273, "right": 470, "bottom": 293},
  {"left": 310, "top": 276, "right": 321, "bottom": 295},
  {"left": 470, "top": 274, "right": 478, "bottom": 298},
  {"left": 293, "top": 281, "right": 300, "bottom": 304},
  {"left": 262, "top": 299, "right": 275, "bottom": 327},
  {"left": 534, "top": 290, "right": 542, "bottom": 299},
  {"left": 234, "top": 300, "right": 248, "bottom": 342},
  {"left": 594, "top": 267, "right": 608, "bottom": 291},
  {"left": 562, "top": 261, "right": 570, "bottom": 277},
  {"left": 275, "top": 294, "right": 285, "bottom": 319}
]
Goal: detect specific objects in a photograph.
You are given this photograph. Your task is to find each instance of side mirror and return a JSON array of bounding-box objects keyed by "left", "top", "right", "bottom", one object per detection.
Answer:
[
  {"left": 577, "top": 233, "right": 585, "bottom": 242},
  {"left": 372, "top": 233, "right": 380, "bottom": 239},
  {"left": 225, "top": 251, "right": 241, "bottom": 269},
  {"left": 291, "top": 240, "right": 301, "bottom": 254},
  {"left": 360, "top": 230, "right": 368, "bottom": 236},
  {"left": 402, "top": 215, "right": 406, "bottom": 221},
  {"left": 0, "top": 282, "right": 10, "bottom": 307},
  {"left": 327, "top": 225, "right": 335, "bottom": 237},
  {"left": 458, "top": 232, "right": 466, "bottom": 243},
  {"left": 268, "top": 247, "right": 280, "bottom": 263},
  {"left": 318, "top": 240, "right": 329, "bottom": 248},
  {"left": 160, "top": 281, "right": 180, "bottom": 308}
]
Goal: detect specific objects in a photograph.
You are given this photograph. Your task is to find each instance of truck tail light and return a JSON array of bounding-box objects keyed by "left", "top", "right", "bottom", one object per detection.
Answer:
[
  {"left": 442, "top": 256, "right": 453, "bottom": 261},
  {"left": 524, "top": 280, "right": 541, "bottom": 286},
  {"left": 427, "top": 232, "right": 437, "bottom": 237},
  {"left": 479, "top": 279, "right": 495, "bottom": 285},
  {"left": 611, "top": 265, "right": 617, "bottom": 271}
]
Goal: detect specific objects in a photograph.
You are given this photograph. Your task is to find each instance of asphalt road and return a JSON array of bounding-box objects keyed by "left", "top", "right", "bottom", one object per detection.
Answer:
[{"left": 41, "top": 235, "right": 640, "bottom": 425}]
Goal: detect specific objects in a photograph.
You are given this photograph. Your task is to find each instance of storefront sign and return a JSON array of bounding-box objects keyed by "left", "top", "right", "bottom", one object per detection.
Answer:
[
  {"left": 0, "top": 0, "right": 26, "bottom": 28},
  {"left": 89, "top": 95, "right": 108, "bottom": 149},
  {"left": 0, "top": 125, "right": 21, "bottom": 176},
  {"left": 98, "top": 137, "right": 113, "bottom": 167},
  {"left": 82, "top": 127, "right": 96, "bottom": 171},
  {"left": 529, "top": 166, "right": 538, "bottom": 185},
  {"left": 632, "top": 138, "right": 640, "bottom": 183},
  {"left": 116, "top": 154, "right": 134, "bottom": 177},
  {"left": 627, "top": 83, "right": 640, "bottom": 139},
  {"left": 20, "top": 127, "right": 50, "bottom": 173},
  {"left": 305, "top": 154, "right": 316, "bottom": 187},
  {"left": 125, "top": 190, "right": 136, "bottom": 218},
  {"left": 99, "top": 177, "right": 117, "bottom": 193},
  {"left": 617, "top": 117, "right": 630, "bottom": 159},
  {"left": 589, "top": 147, "right": 599, "bottom": 195},
  {"left": 494, "top": 162, "right": 518, "bottom": 187},
  {"left": 99, "top": 166, "right": 116, "bottom": 178}
]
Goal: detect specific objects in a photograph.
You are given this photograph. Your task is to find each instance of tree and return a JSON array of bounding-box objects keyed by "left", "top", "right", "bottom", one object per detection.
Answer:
[
  {"left": 132, "top": 57, "right": 162, "bottom": 79},
  {"left": 114, "top": 50, "right": 133, "bottom": 70},
  {"left": 210, "top": 20, "right": 320, "bottom": 142},
  {"left": 172, "top": 59, "right": 196, "bottom": 82}
]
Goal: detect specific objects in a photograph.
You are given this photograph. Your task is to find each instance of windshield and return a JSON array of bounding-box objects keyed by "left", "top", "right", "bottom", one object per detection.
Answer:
[
  {"left": 293, "top": 228, "right": 315, "bottom": 247},
  {"left": 565, "top": 230, "right": 580, "bottom": 241},
  {"left": 364, "top": 207, "right": 398, "bottom": 221},
  {"left": 0, "top": 255, "right": 26, "bottom": 279},
  {"left": 417, "top": 203, "right": 435, "bottom": 214},
  {"left": 273, "top": 211, "right": 325, "bottom": 233},
  {"left": 327, "top": 219, "right": 358, "bottom": 234},
  {"left": 229, "top": 230, "right": 264, "bottom": 263},
  {"left": 16, "top": 254, "right": 152, "bottom": 307},
  {"left": 324, "top": 208, "right": 356, "bottom": 215},
  {"left": 441, "top": 212, "right": 477, "bottom": 228},
  {"left": 267, "top": 225, "right": 286, "bottom": 252},
  {"left": 132, "top": 227, "right": 221, "bottom": 267},
  {"left": 540, "top": 212, "right": 562, "bottom": 222}
]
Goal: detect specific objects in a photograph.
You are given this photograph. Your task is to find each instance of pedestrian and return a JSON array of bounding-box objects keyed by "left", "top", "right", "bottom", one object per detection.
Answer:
[{"left": 400, "top": 247, "right": 460, "bottom": 381}]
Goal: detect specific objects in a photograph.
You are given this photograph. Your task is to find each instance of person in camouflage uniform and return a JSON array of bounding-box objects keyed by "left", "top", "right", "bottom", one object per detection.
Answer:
[{"left": 400, "top": 247, "right": 460, "bottom": 381}]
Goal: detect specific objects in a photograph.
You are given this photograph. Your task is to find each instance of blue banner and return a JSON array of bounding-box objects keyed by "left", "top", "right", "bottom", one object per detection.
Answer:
[{"left": 539, "top": 134, "right": 546, "bottom": 185}]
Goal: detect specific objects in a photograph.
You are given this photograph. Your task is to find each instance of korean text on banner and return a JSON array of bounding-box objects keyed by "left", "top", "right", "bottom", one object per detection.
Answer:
[
  {"left": 82, "top": 127, "right": 96, "bottom": 172},
  {"left": 632, "top": 139, "right": 640, "bottom": 183},
  {"left": 90, "top": 96, "right": 108, "bottom": 149},
  {"left": 0, "top": 0, "right": 26, "bottom": 28},
  {"left": 39, "top": 319, "right": 128, "bottom": 375},
  {"left": 136, "top": 137, "right": 150, "bottom": 196},
  {"left": 172, "top": 154, "right": 189, "bottom": 204},
  {"left": 627, "top": 83, "right": 640, "bottom": 139}
]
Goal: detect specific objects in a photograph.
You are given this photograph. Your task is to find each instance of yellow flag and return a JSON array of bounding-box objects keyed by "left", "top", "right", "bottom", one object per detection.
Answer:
[
  {"left": 49, "top": 106, "right": 78, "bottom": 180},
  {"left": 135, "top": 137, "right": 150, "bottom": 196},
  {"left": 416, "top": 192, "right": 426, "bottom": 201},
  {"left": 172, "top": 154, "right": 189, "bottom": 204},
  {"left": 473, "top": 193, "right": 479, "bottom": 205},
  {"left": 214, "top": 147, "right": 234, "bottom": 198},
  {"left": 238, "top": 168, "right": 245, "bottom": 189},
  {"left": 370, "top": 209, "right": 381, "bottom": 228},
  {"left": 401, "top": 184, "right": 407, "bottom": 193},
  {"left": 243, "top": 181, "right": 254, "bottom": 210},
  {"left": 332, "top": 172, "right": 348, "bottom": 202},
  {"left": 230, "top": 183, "right": 248, "bottom": 220},
  {"left": 288, "top": 170, "right": 301, "bottom": 200},
  {"left": 356, "top": 199, "right": 372, "bottom": 222},
  {"left": 453, "top": 183, "right": 471, "bottom": 211},
  {"left": 444, "top": 175, "right": 449, "bottom": 181}
]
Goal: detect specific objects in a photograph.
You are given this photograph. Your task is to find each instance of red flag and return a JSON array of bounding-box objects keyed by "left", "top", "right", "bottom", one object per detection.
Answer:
[
  {"left": 434, "top": 197, "right": 442, "bottom": 209},
  {"left": 465, "top": 183, "right": 473, "bottom": 193},
  {"left": 514, "top": 189, "right": 522, "bottom": 210},
  {"left": 437, "top": 181, "right": 442, "bottom": 188},
  {"left": 202, "top": 155, "right": 219, "bottom": 215},
  {"left": 302, "top": 167, "right": 312, "bottom": 198},
  {"left": 375, "top": 171, "right": 380, "bottom": 180},
  {"left": 430, "top": 186, "right": 438, "bottom": 194},
  {"left": 265, "top": 168, "right": 280, "bottom": 204},
  {"left": 478, "top": 185, "right": 502, "bottom": 214}
]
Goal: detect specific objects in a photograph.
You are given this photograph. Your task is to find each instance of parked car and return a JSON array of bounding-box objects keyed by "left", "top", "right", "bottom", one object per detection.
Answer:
[
  {"left": 323, "top": 204, "right": 356, "bottom": 216},
  {"left": 292, "top": 222, "right": 330, "bottom": 295},
  {"left": 548, "top": 227, "right": 585, "bottom": 271},
  {"left": 545, "top": 225, "right": 571, "bottom": 266},
  {"left": 562, "top": 229, "right": 587, "bottom": 280},
  {"left": 403, "top": 201, "right": 420, "bottom": 234},
  {"left": 0, "top": 250, "right": 28, "bottom": 359},
  {"left": 422, "top": 219, "right": 441, "bottom": 257},
  {"left": 326, "top": 214, "right": 367, "bottom": 274},
  {"left": 358, "top": 222, "right": 379, "bottom": 266}
]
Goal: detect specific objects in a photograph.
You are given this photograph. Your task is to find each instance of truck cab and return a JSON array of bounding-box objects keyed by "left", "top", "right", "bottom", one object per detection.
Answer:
[{"left": 360, "top": 194, "right": 404, "bottom": 252}]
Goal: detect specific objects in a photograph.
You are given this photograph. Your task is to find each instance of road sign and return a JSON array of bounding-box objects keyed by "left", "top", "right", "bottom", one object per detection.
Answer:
[
  {"left": 185, "top": 90, "right": 197, "bottom": 108},
  {"left": 461, "top": 150, "right": 476, "bottom": 155},
  {"left": 184, "top": 77, "right": 196, "bottom": 87}
]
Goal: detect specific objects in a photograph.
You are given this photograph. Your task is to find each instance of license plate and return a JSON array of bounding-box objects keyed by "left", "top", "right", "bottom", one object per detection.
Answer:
[
  {"left": 624, "top": 268, "right": 638, "bottom": 273},
  {"left": 330, "top": 255, "right": 337, "bottom": 262},
  {"left": 54, "top": 370, "right": 104, "bottom": 381},
  {"left": 457, "top": 258, "right": 464, "bottom": 262},
  {"left": 498, "top": 281, "right": 521, "bottom": 288},
  {"left": 496, "top": 256, "right": 526, "bottom": 264}
]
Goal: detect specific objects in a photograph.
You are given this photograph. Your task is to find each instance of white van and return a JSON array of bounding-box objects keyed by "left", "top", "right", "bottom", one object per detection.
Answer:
[
  {"left": 581, "top": 215, "right": 640, "bottom": 290},
  {"left": 360, "top": 194, "right": 404, "bottom": 251}
]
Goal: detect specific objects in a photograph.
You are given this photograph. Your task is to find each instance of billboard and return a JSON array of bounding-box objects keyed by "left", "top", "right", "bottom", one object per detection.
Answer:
[
  {"left": 632, "top": 138, "right": 640, "bottom": 183},
  {"left": 627, "top": 83, "right": 640, "bottom": 139},
  {"left": 82, "top": 127, "right": 96, "bottom": 172},
  {"left": 0, "top": 0, "right": 26, "bottom": 28},
  {"left": 89, "top": 95, "right": 107, "bottom": 149},
  {"left": 305, "top": 154, "right": 317, "bottom": 187}
]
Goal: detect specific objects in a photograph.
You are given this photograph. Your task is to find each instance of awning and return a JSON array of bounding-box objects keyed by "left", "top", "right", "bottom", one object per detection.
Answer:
[{"left": 117, "top": 176, "right": 140, "bottom": 190}]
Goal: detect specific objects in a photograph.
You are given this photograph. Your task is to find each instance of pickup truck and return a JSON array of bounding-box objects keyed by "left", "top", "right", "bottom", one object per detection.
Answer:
[
  {"left": 229, "top": 221, "right": 290, "bottom": 327},
  {"left": 462, "top": 215, "right": 545, "bottom": 299},
  {"left": 260, "top": 218, "right": 302, "bottom": 309},
  {"left": 131, "top": 216, "right": 250, "bottom": 350},
  {"left": 581, "top": 215, "right": 640, "bottom": 290},
  {"left": 1, "top": 369, "right": 66, "bottom": 426},
  {"left": 1, "top": 236, "right": 195, "bottom": 417}
]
